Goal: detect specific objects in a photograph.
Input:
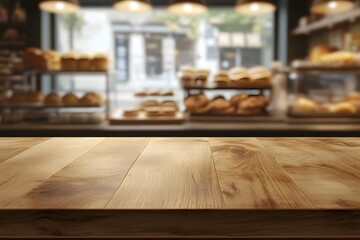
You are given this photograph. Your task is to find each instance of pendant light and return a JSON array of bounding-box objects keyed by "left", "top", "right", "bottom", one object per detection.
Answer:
[
  {"left": 311, "top": 0, "right": 354, "bottom": 15},
  {"left": 168, "top": 0, "right": 208, "bottom": 15},
  {"left": 235, "top": 0, "right": 276, "bottom": 15},
  {"left": 113, "top": 0, "right": 152, "bottom": 13},
  {"left": 39, "top": 0, "right": 80, "bottom": 14}
]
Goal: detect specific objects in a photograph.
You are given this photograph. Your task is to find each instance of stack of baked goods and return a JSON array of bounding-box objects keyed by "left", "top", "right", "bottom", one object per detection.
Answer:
[
  {"left": 3, "top": 91, "right": 105, "bottom": 107},
  {"left": 185, "top": 94, "right": 269, "bottom": 116},
  {"left": 23, "top": 48, "right": 61, "bottom": 71},
  {"left": 122, "top": 100, "right": 179, "bottom": 118},
  {"left": 23, "top": 48, "right": 110, "bottom": 71},
  {"left": 293, "top": 93, "right": 360, "bottom": 116},
  {"left": 214, "top": 66, "right": 272, "bottom": 87},
  {"left": 7, "top": 91, "right": 44, "bottom": 105},
  {"left": 294, "top": 45, "right": 360, "bottom": 69},
  {"left": 180, "top": 67, "right": 210, "bottom": 86},
  {"left": 134, "top": 90, "right": 174, "bottom": 97}
]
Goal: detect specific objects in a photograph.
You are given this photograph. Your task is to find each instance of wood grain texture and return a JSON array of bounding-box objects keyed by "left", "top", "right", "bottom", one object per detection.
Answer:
[
  {"left": 0, "top": 138, "right": 49, "bottom": 164},
  {"left": 106, "top": 138, "right": 225, "bottom": 209},
  {"left": 0, "top": 138, "right": 104, "bottom": 207},
  {"left": 209, "top": 138, "right": 314, "bottom": 209},
  {"left": 6, "top": 138, "right": 150, "bottom": 209},
  {"left": 259, "top": 138, "right": 360, "bottom": 209}
]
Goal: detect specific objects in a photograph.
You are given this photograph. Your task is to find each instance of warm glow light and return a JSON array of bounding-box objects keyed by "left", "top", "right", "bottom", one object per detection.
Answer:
[
  {"left": 235, "top": 1, "right": 276, "bottom": 15},
  {"left": 328, "top": 1, "right": 338, "bottom": 9},
  {"left": 129, "top": 1, "right": 140, "bottom": 10},
  {"left": 39, "top": 0, "right": 80, "bottom": 14},
  {"left": 311, "top": 0, "right": 354, "bottom": 15},
  {"left": 168, "top": 0, "right": 208, "bottom": 15},
  {"left": 250, "top": 3, "right": 260, "bottom": 11},
  {"left": 183, "top": 3, "right": 193, "bottom": 12},
  {"left": 55, "top": 2, "right": 65, "bottom": 9},
  {"left": 113, "top": 0, "right": 152, "bottom": 13}
]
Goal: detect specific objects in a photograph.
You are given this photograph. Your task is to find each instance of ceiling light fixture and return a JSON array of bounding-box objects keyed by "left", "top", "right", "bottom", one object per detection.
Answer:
[
  {"left": 311, "top": 0, "right": 355, "bottom": 15},
  {"left": 39, "top": 0, "right": 80, "bottom": 14},
  {"left": 168, "top": 0, "right": 208, "bottom": 15},
  {"left": 235, "top": 0, "right": 276, "bottom": 15},
  {"left": 113, "top": 0, "right": 152, "bottom": 13}
]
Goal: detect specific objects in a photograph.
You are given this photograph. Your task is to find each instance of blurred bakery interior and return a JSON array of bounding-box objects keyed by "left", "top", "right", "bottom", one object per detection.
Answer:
[{"left": 1, "top": 0, "right": 360, "bottom": 136}]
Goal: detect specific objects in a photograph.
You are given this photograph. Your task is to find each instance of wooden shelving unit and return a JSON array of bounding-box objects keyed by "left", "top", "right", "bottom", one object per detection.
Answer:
[{"left": 293, "top": 8, "right": 360, "bottom": 35}]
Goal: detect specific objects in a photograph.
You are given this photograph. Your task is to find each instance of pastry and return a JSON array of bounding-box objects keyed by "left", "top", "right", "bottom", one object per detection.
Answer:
[
  {"left": 347, "top": 92, "right": 360, "bottom": 102},
  {"left": 310, "top": 45, "right": 337, "bottom": 62},
  {"left": 78, "top": 54, "right": 93, "bottom": 71},
  {"left": 23, "top": 92, "right": 44, "bottom": 104},
  {"left": 194, "top": 69, "right": 210, "bottom": 85},
  {"left": 91, "top": 53, "right": 109, "bottom": 71},
  {"left": 209, "top": 98, "right": 231, "bottom": 112},
  {"left": 149, "top": 91, "right": 161, "bottom": 97},
  {"left": 248, "top": 66, "right": 271, "bottom": 83},
  {"left": 161, "top": 107, "right": 177, "bottom": 117},
  {"left": 0, "top": 4, "right": 8, "bottom": 22},
  {"left": 329, "top": 102, "right": 357, "bottom": 114},
  {"left": 3, "top": 29, "right": 19, "bottom": 41},
  {"left": 214, "top": 71, "right": 230, "bottom": 86},
  {"left": 63, "top": 92, "right": 79, "bottom": 106},
  {"left": 185, "top": 94, "right": 209, "bottom": 112},
  {"left": 123, "top": 108, "right": 140, "bottom": 117},
  {"left": 294, "top": 97, "right": 317, "bottom": 113},
  {"left": 80, "top": 92, "right": 104, "bottom": 106},
  {"left": 45, "top": 92, "right": 62, "bottom": 105},
  {"left": 162, "top": 101, "right": 178, "bottom": 109},
  {"left": 61, "top": 52, "right": 78, "bottom": 71},
  {"left": 228, "top": 67, "right": 250, "bottom": 82},
  {"left": 214, "top": 106, "right": 236, "bottom": 115},
  {"left": 230, "top": 94, "right": 249, "bottom": 108},
  {"left": 320, "top": 51, "right": 359, "bottom": 65},
  {"left": 135, "top": 91, "right": 147, "bottom": 97},
  {"left": 142, "top": 100, "right": 158, "bottom": 108},
  {"left": 146, "top": 107, "right": 161, "bottom": 117},
  {"left": 181, "top": 74, "right": 194, "bottom": 86},
  {"left": 23, "top": 48, "right": 42, "bottom": 70},
  {"left": 162, "top": 91, "right": 174, "bottom": 97},
  {"left": 12, "top": 3, "right": 26, "bottom": 22}
]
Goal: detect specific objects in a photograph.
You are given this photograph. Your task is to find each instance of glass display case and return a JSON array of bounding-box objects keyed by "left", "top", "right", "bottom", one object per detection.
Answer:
[{"left": 288, "top": 68, "right": 360, "bottom": 120}]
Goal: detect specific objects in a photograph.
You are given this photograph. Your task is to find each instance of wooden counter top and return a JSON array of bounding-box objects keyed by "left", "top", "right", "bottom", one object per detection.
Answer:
[{"left": 0, "top": 137, "right": 359, "bottom": 238}]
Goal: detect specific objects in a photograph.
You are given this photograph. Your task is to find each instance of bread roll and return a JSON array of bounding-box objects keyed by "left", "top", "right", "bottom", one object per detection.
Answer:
[
  {"left": 91, "top": 53, "right": 109, "bottom": 71},
  {"left": 61, "top": 52, "right": 78, "bottom": 71},
  {"left": 185, "top": 94, "right": 209, "bottom": 112},
  {"left": 78, "top": 54, "right": 93, "bottom": 71},
  {"left": 45, "top": 92, "right": 62, "bottom": 105},
  {"left": 230, "top": 94, "right": 249, "bottom": 108},
  {"left": 63, "top": 92, "right": 79, "bottom": 106}
]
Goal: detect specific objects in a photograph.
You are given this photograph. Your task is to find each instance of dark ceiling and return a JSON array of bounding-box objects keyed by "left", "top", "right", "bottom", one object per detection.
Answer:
[{"left": 79, "top": 0, "right": 276, "bottom": 7}]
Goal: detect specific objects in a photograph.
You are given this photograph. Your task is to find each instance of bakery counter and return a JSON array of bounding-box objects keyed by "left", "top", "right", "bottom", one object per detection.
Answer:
[{"left": 1, "top": 121, "right": 360, "bottom": 137}]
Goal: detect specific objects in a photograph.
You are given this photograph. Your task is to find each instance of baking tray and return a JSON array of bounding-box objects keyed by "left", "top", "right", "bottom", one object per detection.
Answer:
[{"left": 110, "top": 110, "right": 185, "bottom": 125}]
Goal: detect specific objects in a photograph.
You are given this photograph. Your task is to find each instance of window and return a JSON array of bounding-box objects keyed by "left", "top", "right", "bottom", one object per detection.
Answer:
[{"left": 55, "top": 7, "right": 274, "bottom": 90}]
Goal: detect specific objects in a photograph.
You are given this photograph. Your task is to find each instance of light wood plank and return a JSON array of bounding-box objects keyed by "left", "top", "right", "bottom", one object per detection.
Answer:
[
  {"left": 106, "top": 138, "right": 225, "bottom": 209},
  {"left": 0, "top": 138, "right": 49, "bottom": 164},
  {"left": 7, "top": 138, "right": 150, "bottom": 209},
  {"left": 0, "top": 137, "right": 104, "bottom": 207},
  {"left": 209, "top": 138, "right": 314, "bottom": 209},
  {"left": 259, "top": 138, "right": 360, "bottom": 209}
]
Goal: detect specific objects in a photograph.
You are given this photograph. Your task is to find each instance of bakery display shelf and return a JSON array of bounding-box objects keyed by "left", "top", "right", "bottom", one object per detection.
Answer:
[
  {"left": 110, "top": 110, "right": 185, "bottom": 125},
  {"left": 293, "top": 65, "right": 360, "bottom": 74},
  {"left": 0, "top": 22, "right": 27, "bottom": 28},
  {"left": 0, "top": 41, "right": 26, "bottom": 48},
  {"left": 292, "top": 8, "right": 360, "bottom": 35},
  {"left": 0, "top": 103, "right": 105, "bottom": 109},
  {"left": 188, "top": 112, "right": 285, "bottom": 123},
  {"left": 28, "top": 70, "right": 110, "bottom": 75},
  {"left": 288, "top": 111, "right": 360, "bottom": 119},
  {"left": 183, "top": 82, "right": 272, "bottom": 91}
]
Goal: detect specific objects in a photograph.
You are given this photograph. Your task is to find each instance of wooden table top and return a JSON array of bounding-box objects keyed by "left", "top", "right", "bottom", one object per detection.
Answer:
[{"left": 0, "top": 137, "right": 359, "bottom": 210}]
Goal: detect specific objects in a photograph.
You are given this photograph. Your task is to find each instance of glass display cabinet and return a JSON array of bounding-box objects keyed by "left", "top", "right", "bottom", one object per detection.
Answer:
[{"left": 288, "top": 68, "right": 360, "bottom": 122}]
